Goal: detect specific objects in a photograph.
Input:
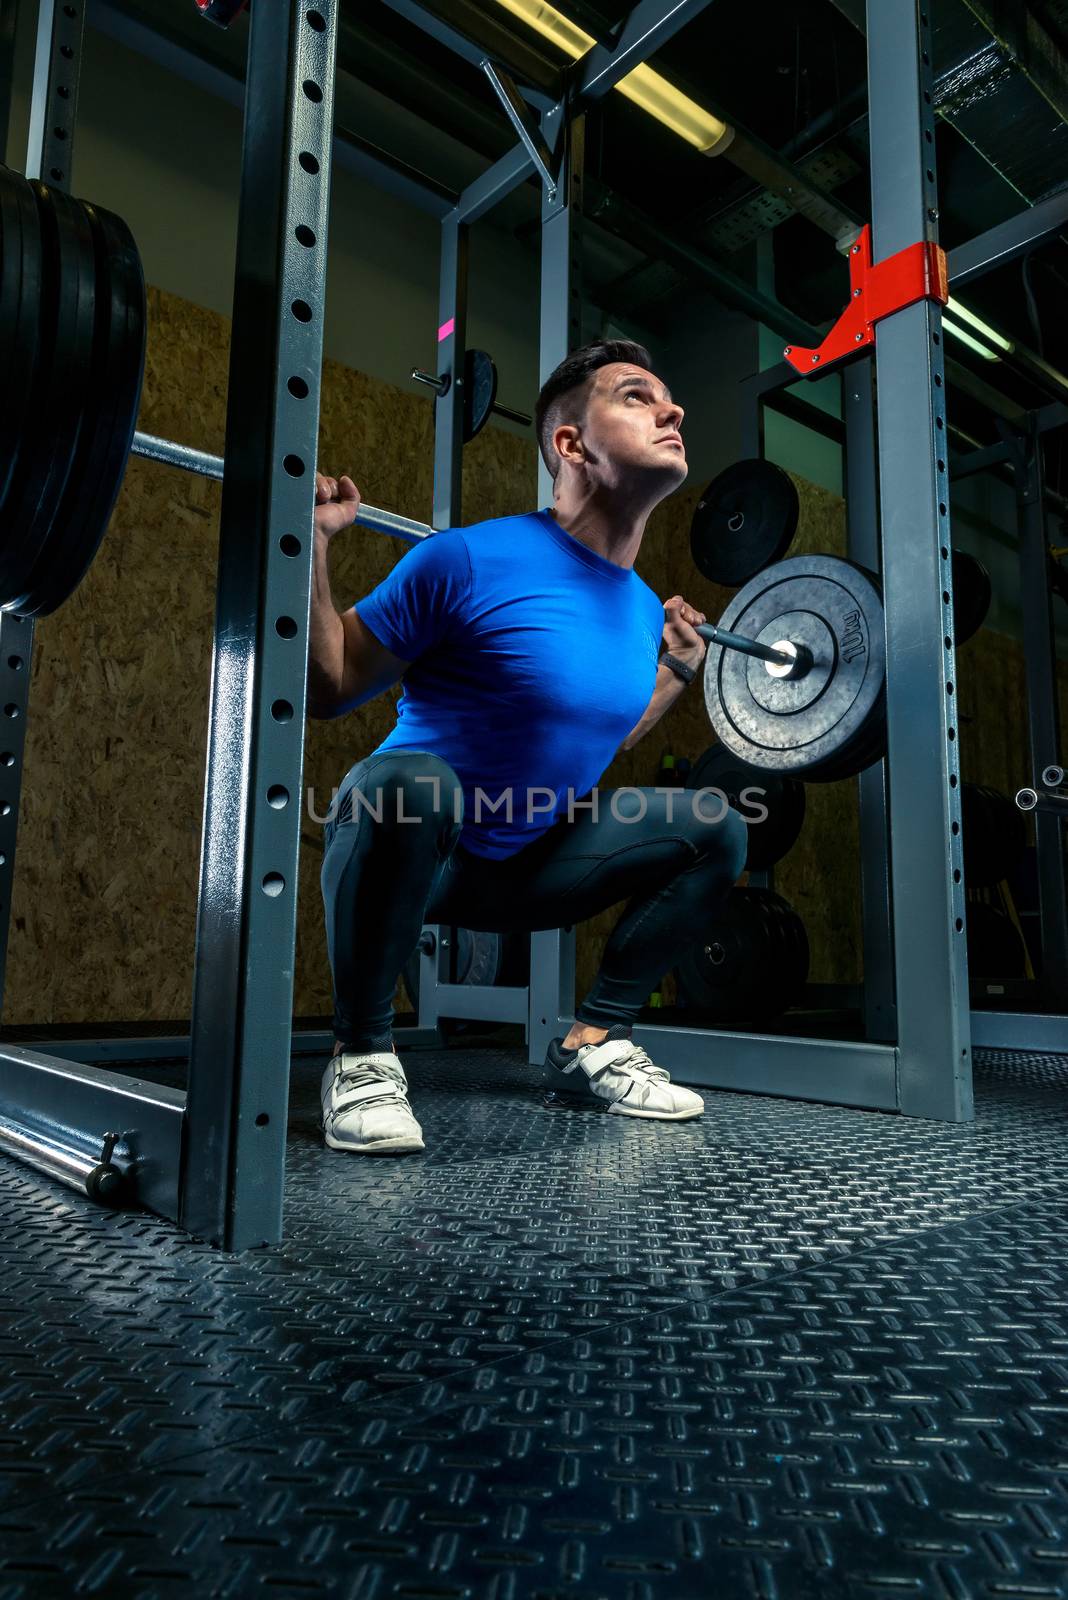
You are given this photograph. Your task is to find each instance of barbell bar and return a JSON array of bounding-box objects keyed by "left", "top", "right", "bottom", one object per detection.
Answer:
[
  {"left": 132, "top": 431, "right": 821, "bottom": 674},
  {"left": 130, "top": 430, "right": 434, "bottom": 545},
  {"left": 695, "top": 621, "right": 812, "bottom": 676}
]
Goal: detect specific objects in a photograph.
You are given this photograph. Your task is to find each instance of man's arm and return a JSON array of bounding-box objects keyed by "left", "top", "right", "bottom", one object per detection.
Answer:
[
  {"left": 618, "top": 594, "right": 709, "bottom": 753},
  {"left": 619, "top": 663, "right": 690, "bottom": 752}
]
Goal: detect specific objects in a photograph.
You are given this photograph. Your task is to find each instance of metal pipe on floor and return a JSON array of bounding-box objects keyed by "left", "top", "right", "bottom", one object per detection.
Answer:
[
  {"left": 0, "top": 1118, "right": 128, "bottom": 1202},
  {"left": 131, "top": 431, "right": 433, "bottom": 544}
]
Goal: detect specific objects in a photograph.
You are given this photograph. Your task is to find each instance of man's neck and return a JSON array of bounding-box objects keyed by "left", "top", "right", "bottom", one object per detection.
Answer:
[{"left": 548, "top": 492, "right": 651, "bottom": 571}]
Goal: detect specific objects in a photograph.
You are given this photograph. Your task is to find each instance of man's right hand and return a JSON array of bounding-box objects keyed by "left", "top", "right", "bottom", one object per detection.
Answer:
[{"left": 314, "top": 472, "right": 361, "bottom": 540}]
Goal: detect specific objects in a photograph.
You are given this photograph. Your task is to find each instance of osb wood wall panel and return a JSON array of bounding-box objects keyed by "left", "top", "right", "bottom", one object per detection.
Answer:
[{"left": 8, "top": 284, "right": 1063, "bottom": 1025}]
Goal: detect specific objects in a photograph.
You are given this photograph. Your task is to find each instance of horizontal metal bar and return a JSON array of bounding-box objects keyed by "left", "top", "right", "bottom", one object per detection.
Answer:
[
  {"left": 377, "top": 0, "right": 562, "bottom": 104},
  {"left": 454, "top": 139, "right": 536, "bottom": 225},
  {"left": 131, "top": 432, "right": 432, "bottom": 543},
  {"left": 949, "top": 440, "right": 1015, "bottom": 480},
  {"left": 948, "top": 190, "right": 1068, "bottom": 289},
  {"left": 1035, "top": 400, "right": 1068, "bottom": 437},
  {"left": 93, "top": 0, "right": 457, "bottom": 218},
  {"left": 0, "top": 1045, "right": 184, "bottom": 1220},
  {"left": 2, "top": 1025, "right": 447, "bottom": 1063},
  {"left": 0, "top": 1116, "right": 128, "bottom": 1202},
  {"left": 970, "top": 1009, "right": 1068, "bottom": 1053},
  {"left": 628, "top": 1023, "right": 900, "bottom": 1111},
  {"left": 571, "top": 0, "right": 716, "bottom": 105},
  {"left": 429, "top": 983, "right": 528, "bottom": 1022}
]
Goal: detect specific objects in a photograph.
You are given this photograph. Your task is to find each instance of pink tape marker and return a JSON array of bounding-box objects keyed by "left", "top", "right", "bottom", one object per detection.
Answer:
[{"left": 437, "top": 318, "right": 455, "bottom": 343}]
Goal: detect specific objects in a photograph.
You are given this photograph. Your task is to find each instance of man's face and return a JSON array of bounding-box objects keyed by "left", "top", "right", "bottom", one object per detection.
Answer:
[{"left": 557, "top": 362, "right": 687, "bottom": 488}]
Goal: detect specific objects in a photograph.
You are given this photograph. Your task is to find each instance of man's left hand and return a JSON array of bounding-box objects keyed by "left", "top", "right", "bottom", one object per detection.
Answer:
[{"left": 662, "top": 596, "right": 708, "bottom": 670}]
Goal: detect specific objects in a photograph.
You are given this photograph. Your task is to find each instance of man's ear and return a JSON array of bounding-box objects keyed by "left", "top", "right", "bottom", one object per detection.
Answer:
[{"left": 553, "top": 423, "right": 583, "bottom": 467}]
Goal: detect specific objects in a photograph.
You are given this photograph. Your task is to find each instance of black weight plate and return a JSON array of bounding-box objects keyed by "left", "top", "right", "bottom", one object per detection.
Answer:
[
  {"left": 704, "top": 554, "right": 886, "bottom": 782},
  {"left": 962, "top": 784, "right": 1026, "bottom": 889},
  {"left": 0, "top": 181, "right": 97, "bottom": 607},
  {"left": 0, "top": 165, "right": 42, "bottom": 515},
  {"left": 463, "top": 349, "right": 497, "bottom": 443},
  {"left": 952, "top": 547, "right": 992, "bottom": 647},
  {"left": 17, "top": 197, "right": 146, "bottom": 618},
  {"left": 966, "top": 900, "right": 1028, "bottom": 982},
  {"left": 690, "top": 459, "right": 800, "bottom": 588},
  {"left": 675, "top": 886, "right": 804, "bottom": 1019},
  {"left": 686, "top": 742, "right": 806, "bottom": 870}
]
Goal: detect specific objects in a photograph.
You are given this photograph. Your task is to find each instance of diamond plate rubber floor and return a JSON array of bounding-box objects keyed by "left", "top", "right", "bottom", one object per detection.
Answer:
[{"left": 1, "top": 1041, "right": 1067, "bottom": 1599}]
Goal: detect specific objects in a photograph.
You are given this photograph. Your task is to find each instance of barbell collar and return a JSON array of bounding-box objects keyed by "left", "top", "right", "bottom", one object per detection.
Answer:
[{"left": 1016, "top": 787, "right": 1068, "bottom": 818}]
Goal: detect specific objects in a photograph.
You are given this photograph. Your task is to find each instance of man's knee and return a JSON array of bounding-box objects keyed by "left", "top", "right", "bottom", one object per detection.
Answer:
[{"left": 682, "top": 789, "right": 748, "bottom": 878}]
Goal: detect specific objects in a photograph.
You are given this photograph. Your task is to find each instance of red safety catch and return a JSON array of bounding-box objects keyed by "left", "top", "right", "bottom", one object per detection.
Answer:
[
  {"left": 783, "top": 224, "right": 948, "bottom": 375},
  {"left": 194, "top": 0, "right": 250, "bottom": 27}
]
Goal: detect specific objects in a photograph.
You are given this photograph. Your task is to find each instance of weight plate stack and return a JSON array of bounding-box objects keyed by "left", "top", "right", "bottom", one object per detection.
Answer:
[
  {"left": 13, "top": 195, "right": 146, "bottom": 618},
  {"left": 0, "top": 168, "right": 145, "bottom": 619},
  {"left": 685, "top": 742, "right": 806, "bottom": 870},
  {"left": 673, "top": 886, "right": 809, "bottom": 1020},
  {"left": 704, "top": 553, "right": 887, "bottom": 782},
  {"left": 2, "top": 181, "right": 98, "bottom": 610},
  {"left": 690, "top": 459, "right": 800, "bottom": 589},
  {"left": 0, "top": 168, "right": 44, "bottom": 527}
]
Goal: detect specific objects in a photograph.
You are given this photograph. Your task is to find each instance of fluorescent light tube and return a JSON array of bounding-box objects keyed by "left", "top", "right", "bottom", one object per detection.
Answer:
[
  {"left": 491, "top": 0, "right": 733, "bottom": 154},
  {"left": 943, "top": 315, "right": 1000, "bottom": 360},
  {"left": 946, "top": 297, "right": 1013, "bottom": 353}
]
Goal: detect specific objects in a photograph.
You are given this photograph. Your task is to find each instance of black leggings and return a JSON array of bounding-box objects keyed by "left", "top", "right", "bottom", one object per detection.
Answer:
[{"left": 320, "top": 750, "right": 749, "bottom": 1050}]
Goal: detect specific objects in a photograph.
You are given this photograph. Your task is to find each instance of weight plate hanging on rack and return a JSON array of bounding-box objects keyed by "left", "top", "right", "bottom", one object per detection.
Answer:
[
  {"left": 0, "top": 169, "right": 45, "bottom": 565},
  {"left": 690, "top": 459, "right": 800, "bottom": 588},
  {"left": 2, "top": 181, "right": 98, "bottom": 610},
  {"left": 15, "top": 197, "right": 146, "bottom": 617},
  {"left": 463, "top": 349, "right": 498, "bottom": 443},
  {"left": 674, "top": 886, "right": 810, "bottom": 1020},
  {"left": 703, "top": 553, "right": 887, "bottom": 782}
]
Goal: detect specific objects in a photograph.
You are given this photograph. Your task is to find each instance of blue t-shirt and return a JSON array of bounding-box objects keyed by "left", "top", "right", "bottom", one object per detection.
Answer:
[{"left": 353, "top": 509, "right": 664, "bottom": 860}]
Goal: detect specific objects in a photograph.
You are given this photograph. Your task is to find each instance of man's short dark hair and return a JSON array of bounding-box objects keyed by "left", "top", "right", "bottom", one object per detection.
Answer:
[{"left": 534, "top": 339, "right": 653, "bottom": 480}]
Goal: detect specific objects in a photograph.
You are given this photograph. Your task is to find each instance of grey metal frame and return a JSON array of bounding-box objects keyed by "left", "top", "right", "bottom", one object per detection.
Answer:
[{"left": 2, "top": 0, "right": 1066, "bottom": 1249}]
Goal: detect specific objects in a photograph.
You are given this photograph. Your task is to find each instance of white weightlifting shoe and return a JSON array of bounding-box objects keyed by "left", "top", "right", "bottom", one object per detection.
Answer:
[
  {"left": 320, "top": 1045, "right": 425, "bottom": 1154},
  {"left": 543, "top": 1023, "right": 704, "bottom": 1121}
]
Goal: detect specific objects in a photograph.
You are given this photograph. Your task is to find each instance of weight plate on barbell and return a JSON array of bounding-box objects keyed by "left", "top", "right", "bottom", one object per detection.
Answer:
[
  {"left": 0, "top": 168, "right": 43, "bottom": 523},
  {"left": 690, "top": 459, "right": 800, "bottom": 589},
  {"left": 685, "top": 742, "right": 806, "bottom": 870},
  {"left": 704, "top": 553, "right": 887, "bottom": 782},
  {"left": 463, "top": 349, "right": 498, "bottom": 444},
  {"left": 951, "top": 547, "right": 992, "bottom": 647},
  {"left": 1, "top": 182, "right": 98, "bottom": 611},
  {"left": 16, "top": 197, "right": 146, "bottom": 618}
]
